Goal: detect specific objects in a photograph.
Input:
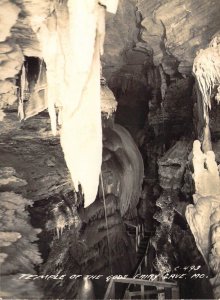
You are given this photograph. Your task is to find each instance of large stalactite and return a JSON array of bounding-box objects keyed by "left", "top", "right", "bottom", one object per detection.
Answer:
[
  {"left": 1, "top": 0, "right": 220, "bottom": 299},
  {"left": 21, "top": 0, "right": 119, "bottom": 207}
]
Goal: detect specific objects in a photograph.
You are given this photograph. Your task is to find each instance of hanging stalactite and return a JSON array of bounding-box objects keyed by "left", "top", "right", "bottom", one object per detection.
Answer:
[
  {"left": 22, "top": 0, "right": 118, "bottom": 208},
  {"left": 192, "top": 33, "right": 220, "bottom": 152},
  {"left": 187, "top": 34, "right": 220, "bottom": 298}
]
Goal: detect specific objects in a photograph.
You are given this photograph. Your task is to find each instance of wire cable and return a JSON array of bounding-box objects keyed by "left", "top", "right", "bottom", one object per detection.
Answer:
[{"left": 100, "top": 171, "right": 113, "bottom": 274}]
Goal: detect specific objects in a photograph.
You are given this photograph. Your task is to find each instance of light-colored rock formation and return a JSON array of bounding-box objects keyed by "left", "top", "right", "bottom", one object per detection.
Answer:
[
  {"left": 193, "top": 35, "right": 220, "bottom": 114},
  {"left": 192, "top": 33, "right": 220, "bottom": 152},
  {"left": 40, "top": 120, "right": 142, "bottom": 299},
  {"left": 0, "top": 168, "right": 42, "bottom": 299},
  {"left": 0, "top": 0, "right": 120, "bottom": 209},
  {"left": 0, "top": 1, "right": 24, "bottom": 119},
  {"left": 192, "top": 140, "right": 220, "bottom": 196},
  {"left": 0, "top": 43, "right": 23, "bottom": 81},
  {"left": 0, "top": 1, "right": 20, "bottom": 42},
  {"left": 102, "top": 123, "right": 144, "bottom": 217},
  {"left": 0, "top": 0, "right": 220, "bottom": 299},
  {"left": 0, "top": 80, "right": 17, "bottom": 108},
  {"left": 185, "top": 33, "right": 220, "bottom": 298},
  {"left": 17, "top": 0, "right": 119, "bottom": 208},
  {"left": 186, "top": 140, "right": 220, "bottom": 298},
  {"left": 101, "top": 83, "right": 118, "bottom": 118}
]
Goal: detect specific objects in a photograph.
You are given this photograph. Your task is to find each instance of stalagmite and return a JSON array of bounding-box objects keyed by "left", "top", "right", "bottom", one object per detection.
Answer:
[
  {"left": 186, "top": 140, "right": 220, "bottom": 298},
  {"left": 186, "top": 33, "right": 220, "bottom": 298},
  {"left": 23, "top": 0, "right": 118, "bottom": 207},
  {"left": 192, "top": 140, "right": 220, "bottom": 196}
]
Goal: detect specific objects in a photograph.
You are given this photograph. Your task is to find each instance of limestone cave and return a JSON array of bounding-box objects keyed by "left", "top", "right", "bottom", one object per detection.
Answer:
[{"left": 0, "top": 0, "right": 220, "bottom": 299}]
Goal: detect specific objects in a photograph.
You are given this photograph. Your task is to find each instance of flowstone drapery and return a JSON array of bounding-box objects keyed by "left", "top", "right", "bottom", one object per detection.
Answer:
[
  {"left": 21, "top": 0, "right": 118, "bottom": 207},
  {"left": 192, "top": 34, "right": 220, "bottom": 152},
  {"left": 185, "top": 34, "right": 220, "bottom": 298},
  {"left": 185, "top": 140, "right": 220, "bottom": 298}
]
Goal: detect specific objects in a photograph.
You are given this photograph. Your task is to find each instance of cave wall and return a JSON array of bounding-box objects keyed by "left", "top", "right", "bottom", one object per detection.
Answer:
[
  {"left": 102, "top": 1, "right": 220, "bottom": 299},
  {"left": 1, "top": 0, "right": 220, "bottom": 299},
  {"left": 0, "top": 168, "right": 43, "bottom": 299},
  {"left": 137, "top": 0, "right": 220, "bottom": 75},
  {"left": 102, "top": 0, "right": 220, "bottom": 145}
]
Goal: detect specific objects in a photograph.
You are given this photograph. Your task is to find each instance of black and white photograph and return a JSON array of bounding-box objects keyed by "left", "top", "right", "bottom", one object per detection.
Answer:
[{"left": 0, "top": 0, "right": 220, "bottom": 299}]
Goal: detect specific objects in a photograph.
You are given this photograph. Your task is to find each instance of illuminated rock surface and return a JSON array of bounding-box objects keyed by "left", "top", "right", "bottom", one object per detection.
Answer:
[{"left": 0, "top": 0, "right": 220, "bottom": 299}]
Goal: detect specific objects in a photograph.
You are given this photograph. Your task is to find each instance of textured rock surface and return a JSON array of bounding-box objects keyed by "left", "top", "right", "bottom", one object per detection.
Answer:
[
  {"left": 148, "top": 77, "right": 194, "bottom": 142},
  {"left": 102, "top": 124, "right": 144, "bottom": 218},
  {"left": 0, "top": 106, "right": 143, "bottom": 298},
  {"left": 0, "top": 168, "right": 42, "bottom": 299},
  {"left": 0, "top": 167, "right": 27, "bottom": 191},
  {"left": 42, "top": 213, "right": 135, "bottom": 299},
  {"left": 152, "top": 139, "right": 193, "bottom": 281},
  {"left": 0, "top": 112, "right": 73, "bottom": 201},
  {"left": 24, "top": 119, "right": 141, "bottom": 299},
  {"left": 0, "top": 8, "right": 24, "bottom": 117},
  {"left": 0, "top": 43, "right": 23, "bottom": 81},
  {"left": 153, "top": 190, "right": 176, "bottom": 274},
  {"left": 186, "top": 140, "right": 220, "bottom": 298},
  {"left": 171, "top": 223, "right": 213, "bottom": 299},
  {"left": 158, "top": 140, "right": 192, "bottom": 190},
  {"left": 0, "top": 1, "right": 20, "bottom": 42},
  {"left": 137, "top": 0, "right": 220, "bottom": 75},
  {"left": 101, "top": 84, "right": 118, "bottom": 117},
  {"left": 0, "top": 80, "right": 18, "bottom": 109},
  {"left": 102, "top": 0, "right": 138, "bottom": 79},
  {"left": 192, "top": 140, "right": 220, "bottom": 196},
  {"left": 0, "top": 0, "right": 220, "bottom": 299},
  {"left": 192, "top": 33, "right": 220, "bottom": 155}
]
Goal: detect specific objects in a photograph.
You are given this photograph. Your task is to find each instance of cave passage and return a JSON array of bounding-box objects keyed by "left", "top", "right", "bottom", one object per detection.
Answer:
[{"left": 0, "top": 0, "right": 220, "bottom": 300}]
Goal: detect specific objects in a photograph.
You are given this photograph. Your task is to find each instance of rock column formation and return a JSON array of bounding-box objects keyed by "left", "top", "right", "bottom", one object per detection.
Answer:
[
  {"left": 185, "top": 34, "right": 220, "bottom": 298},
  {"left": 0, "top": 1, "right": 23, "bottom": 120},
  {"left": 186, "top": 141, "right": 220, "bottom": 298}
]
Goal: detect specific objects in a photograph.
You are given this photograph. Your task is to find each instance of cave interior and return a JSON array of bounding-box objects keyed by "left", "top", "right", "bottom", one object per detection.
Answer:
[{"left": 0, "top": 0, "right": 220, "bottom": 299}]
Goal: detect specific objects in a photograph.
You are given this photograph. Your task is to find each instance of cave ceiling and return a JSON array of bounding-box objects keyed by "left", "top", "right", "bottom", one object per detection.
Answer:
[
  {"left": 6, "top": 0, "right": 220, "bottom": 79},
  {"left": 1, "top": 0, "right": 220, "bottom": 299}
]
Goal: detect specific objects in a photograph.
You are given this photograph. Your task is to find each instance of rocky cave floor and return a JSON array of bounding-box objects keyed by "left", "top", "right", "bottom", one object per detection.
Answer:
[{"left": 0, "top": 94, "right": 217, "bottom": 299}]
